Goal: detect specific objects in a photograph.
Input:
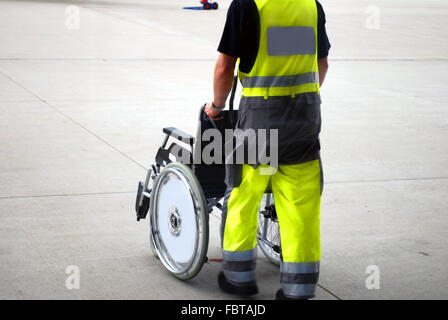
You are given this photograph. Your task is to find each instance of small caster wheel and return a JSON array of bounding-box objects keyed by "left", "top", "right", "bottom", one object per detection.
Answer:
[
  {"left": 212, "top": 2, "right": 218, "bottom": 9},
  {"left": 204, "top": 3, "right": 211, "bottom": 10}
]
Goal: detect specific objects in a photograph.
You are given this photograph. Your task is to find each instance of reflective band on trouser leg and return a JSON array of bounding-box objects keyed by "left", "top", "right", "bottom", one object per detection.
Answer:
[
  {"left": 271, "top": 160, "right": 322, "bottom": 298},
  {"left": 222, "top": 164, "right": 271, "bottom": 284},
  {"left": 222, "top": 249, "right": 257, "bottom": 282},
  {"left": 281, "top": 261, "right": 320, "bottom": 297}
]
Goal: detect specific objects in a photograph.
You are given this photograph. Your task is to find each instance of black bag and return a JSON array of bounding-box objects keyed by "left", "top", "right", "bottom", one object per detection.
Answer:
[{"left": 194, "top": 77, "right": 241, "bottom": 198}]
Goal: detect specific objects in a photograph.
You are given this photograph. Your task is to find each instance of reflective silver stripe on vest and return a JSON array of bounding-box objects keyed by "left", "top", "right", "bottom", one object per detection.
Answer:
[
  {"left": 268, "top": 26, "right": 316, "bottom": 56},
  {"left": 241, "top": 72, "right": 319, "bottom": 88}
]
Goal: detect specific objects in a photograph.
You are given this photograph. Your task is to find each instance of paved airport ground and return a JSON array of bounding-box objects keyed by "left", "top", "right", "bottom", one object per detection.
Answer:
[{"left": 0, "top": 0, "right": 447, "bottom": 299}]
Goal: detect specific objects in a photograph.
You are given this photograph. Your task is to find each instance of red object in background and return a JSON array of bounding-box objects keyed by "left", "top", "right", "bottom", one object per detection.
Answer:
[{"left": 201, "top": 1, "right": 218, "bottom": 10}]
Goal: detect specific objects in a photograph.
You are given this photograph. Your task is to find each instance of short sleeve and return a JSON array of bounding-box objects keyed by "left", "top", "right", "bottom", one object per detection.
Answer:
[
  {"left": 217, "top": 0, "right": 244, "bottom": 58},
  {"left": 316, "top": 1, "right": 331, "bottom": 59},
  {"left": 217, "top": 0, "right": 260, "bottom": 73}
]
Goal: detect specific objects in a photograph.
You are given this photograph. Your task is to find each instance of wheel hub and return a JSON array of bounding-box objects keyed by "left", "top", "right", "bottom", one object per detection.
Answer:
[{"left": 168, "top": 206, "right": 182, "bottom": 236}]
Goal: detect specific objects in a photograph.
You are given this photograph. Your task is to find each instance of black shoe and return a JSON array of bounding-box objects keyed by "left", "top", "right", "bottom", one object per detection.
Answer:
[
  {"left": 218, "top": 271, "right": 258, "bottom": 296},
  {"left": 275, "top": 289, "right": 314, "bottom": 300}
]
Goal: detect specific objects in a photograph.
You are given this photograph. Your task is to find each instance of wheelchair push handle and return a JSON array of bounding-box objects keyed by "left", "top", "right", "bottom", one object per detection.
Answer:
[
  {"left": 201, "top": 75, "right": 238, "bottom": 128},
  {"left": 200, "top": 104, "right": 219, "bottom": 130}
]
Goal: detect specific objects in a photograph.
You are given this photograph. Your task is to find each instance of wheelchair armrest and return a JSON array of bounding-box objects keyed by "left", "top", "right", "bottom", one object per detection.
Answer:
[
  {"left": 155, "top": 142, "right": 193, "bottom": 167},
  {"left": 163, "top": 127, "right": 194, "bottom": 145}
]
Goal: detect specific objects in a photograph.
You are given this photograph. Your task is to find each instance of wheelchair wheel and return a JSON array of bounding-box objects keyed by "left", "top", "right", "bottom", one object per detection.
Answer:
[
  {"left": 257, "top": 193, "right": 281, "bottom": 266},
  {"left": 150, "top": 163, "right": 209, "bottom": 280},
  {"left": 149, "top": 229, "right": 159, "bottom": 259}
]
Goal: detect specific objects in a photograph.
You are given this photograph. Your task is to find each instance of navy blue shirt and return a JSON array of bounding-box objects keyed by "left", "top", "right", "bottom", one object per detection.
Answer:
[{"left": 218, "top": 0, "right": 331, "bottom": 73}]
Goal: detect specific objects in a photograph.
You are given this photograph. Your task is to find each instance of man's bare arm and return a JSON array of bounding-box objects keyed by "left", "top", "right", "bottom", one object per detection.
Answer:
[
  {"left": 318, "top": 57, "right": 329, "bottom": 87},
  {"left": 205, "top": 53, "right": 237, "bottom": 120}
]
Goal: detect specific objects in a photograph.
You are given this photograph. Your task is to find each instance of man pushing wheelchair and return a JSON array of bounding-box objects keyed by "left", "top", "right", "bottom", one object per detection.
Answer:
[
  {"left": 204, "top": 0, "right": 330, "bottom": 300},
  {"left": 135, "top": 0, "right": 330, "bottom": 300}
]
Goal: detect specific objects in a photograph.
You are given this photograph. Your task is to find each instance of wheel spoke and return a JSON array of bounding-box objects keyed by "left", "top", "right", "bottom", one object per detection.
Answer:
[{"left": 257, "top": 193, "right": 281, "bottom": 265}]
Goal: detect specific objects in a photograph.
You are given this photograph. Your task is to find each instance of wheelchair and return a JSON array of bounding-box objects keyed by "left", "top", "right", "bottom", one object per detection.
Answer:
[{"left": 134, "top": 82, "right": 281, "bottom": 280}]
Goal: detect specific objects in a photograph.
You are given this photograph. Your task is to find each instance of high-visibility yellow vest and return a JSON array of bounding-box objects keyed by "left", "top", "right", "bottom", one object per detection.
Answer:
[{"left": 238, "top": 0, "right": 320, "bottom": 98}]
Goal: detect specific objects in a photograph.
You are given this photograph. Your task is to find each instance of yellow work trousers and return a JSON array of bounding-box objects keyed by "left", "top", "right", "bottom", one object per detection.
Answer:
[{"left": 221, "top": 159, "right": 322, "bottom": 298}]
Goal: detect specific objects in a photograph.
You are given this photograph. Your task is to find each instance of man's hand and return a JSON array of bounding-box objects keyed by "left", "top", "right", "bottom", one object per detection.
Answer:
[{"left": 204, "top": 102, "right": 224, "bottom": 120}]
